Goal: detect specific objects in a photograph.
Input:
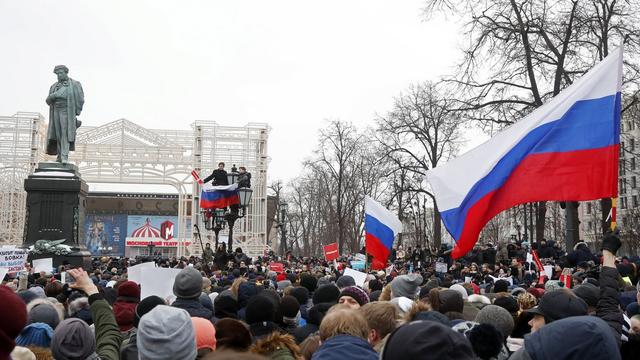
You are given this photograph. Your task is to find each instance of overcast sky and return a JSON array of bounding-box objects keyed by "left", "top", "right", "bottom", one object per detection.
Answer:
[{"left": 0, "top": 0, "right": 467, "bottom": 184}]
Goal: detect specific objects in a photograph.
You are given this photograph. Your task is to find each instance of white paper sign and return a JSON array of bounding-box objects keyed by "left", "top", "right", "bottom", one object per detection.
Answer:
[
  {"left": 543, "top": 265, "right": 554, "bottom": 279},
  {"left": 489, "top": 275, "right": 513, "bottom": 286},
  {"left": 465, "top": 276, "right": 472, "bottom": 283},
  {"left": 0, "top": 247, "right": 29, "bottom": 272},
  {"left": 343, "top": 267, "right": 368, "bottom": 288},
  {"left": 127, "top": 261, "right": 156, "bottom": 284},
  {"left": 0, "top": 268, "right": 8, "bottom": 282},
  {"left": 33, "top": 258, "right": 53, "bottom": 274},
  {"left": 140, "top": 267, "right": 182, "bottom": 300},
  {"left": 435, "top": 262, "right": 448, "bottom": 273}
]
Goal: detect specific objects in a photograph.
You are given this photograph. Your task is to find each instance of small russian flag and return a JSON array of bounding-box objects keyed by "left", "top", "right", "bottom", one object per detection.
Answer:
[{"left": 365, "top": 196, "right": 402, "bottom": 270}]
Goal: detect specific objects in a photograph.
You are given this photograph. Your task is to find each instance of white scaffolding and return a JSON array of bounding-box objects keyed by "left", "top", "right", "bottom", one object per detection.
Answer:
[
  {"left": 0, "top": 112, "right": 47, "bottom": 245},
  {"left": 0, "top": 114, "right": 270, "bottom": 258}
]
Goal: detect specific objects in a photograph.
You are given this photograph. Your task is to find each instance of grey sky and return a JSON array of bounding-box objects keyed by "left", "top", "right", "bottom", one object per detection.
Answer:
[{"left": 0, "top": 0, "right": 465, "bottom": 183}]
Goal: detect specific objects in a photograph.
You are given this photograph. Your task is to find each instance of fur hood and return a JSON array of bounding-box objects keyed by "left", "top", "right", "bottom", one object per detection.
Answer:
[{"left": 251, "top": 332, "right": 303, "bottom": 360}]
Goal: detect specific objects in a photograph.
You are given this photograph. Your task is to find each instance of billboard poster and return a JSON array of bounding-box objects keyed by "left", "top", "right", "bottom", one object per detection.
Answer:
[
  {"left": 126, "top": 215, "right": 182, "bottom": 247},
  {"left": 85, "top": 215, "right": 127, "bottom": 256}
]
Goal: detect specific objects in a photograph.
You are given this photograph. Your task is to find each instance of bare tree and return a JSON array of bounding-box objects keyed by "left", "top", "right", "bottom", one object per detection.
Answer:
[
  {"left": 377, "top": 81, "right": 464, "bottom": 248},
  {"left": 424, "top": 0, "right": 640, "bottom": 248}
]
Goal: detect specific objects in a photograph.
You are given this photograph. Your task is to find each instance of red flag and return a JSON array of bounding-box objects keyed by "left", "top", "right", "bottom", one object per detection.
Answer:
[
  {"left": 191, "top": 169, "right": 203, "bottom": 184},
  {"left": 323, "top": 243, "right": 339, "bottom": 261}
]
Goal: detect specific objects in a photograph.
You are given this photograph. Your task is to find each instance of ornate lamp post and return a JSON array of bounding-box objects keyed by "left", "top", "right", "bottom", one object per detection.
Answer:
[{"left": 278, "top": 202, "right": 288, "bottom": 255}]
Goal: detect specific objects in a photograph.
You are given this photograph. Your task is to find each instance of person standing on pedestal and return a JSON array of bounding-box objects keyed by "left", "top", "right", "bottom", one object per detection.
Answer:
[
  {"left": 45, "top": 65, "right": 84, "bottom": 164},
  {"left": 203, "top": 162, "right": 229, "bottom": 186}
]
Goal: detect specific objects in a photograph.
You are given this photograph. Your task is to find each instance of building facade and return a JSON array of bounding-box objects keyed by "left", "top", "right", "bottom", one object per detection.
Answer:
[{"left": 0, "top": 113, "right": 270, "bottom": 258}]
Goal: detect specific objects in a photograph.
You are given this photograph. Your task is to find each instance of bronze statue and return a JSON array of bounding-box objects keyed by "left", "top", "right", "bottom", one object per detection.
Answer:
[{"left": 45, "top": 65, "right": 84, "bottom": 164}]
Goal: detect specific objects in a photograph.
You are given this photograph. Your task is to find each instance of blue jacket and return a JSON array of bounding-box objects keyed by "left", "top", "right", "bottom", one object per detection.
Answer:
[{"left": 312, "top": 335, "right": 377, "bottom": 360}]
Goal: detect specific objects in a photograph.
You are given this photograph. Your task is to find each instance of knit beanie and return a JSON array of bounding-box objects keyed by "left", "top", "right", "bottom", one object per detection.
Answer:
[
  {"left": 215, "top": 318, "right": 252, "bottom": 351},
  {"left": 117, "top": 281, "right": 141, "bottom": 301},
  {"left": 299, "top": 274, "right": 318, "bottom": 293},
  {"left": 317, "top": 277, "right": 331, "bottom": 287},
  {"left": 51, "top": 318, "right": 97, "bottom": 360},
  {"left": 289, "top": 287, "right": 309, "bottom": 306},
  {"left": 191, "top": 317, "right": 216, "bottom": 351},
  {"left": 16, "top": 323, "right": 54, "bottom": 348},
  {"left": 0, "top": 286, "right": 28, "bottom": 360},
  {"left": 368, "top": 279, "right": 383, "bottom": 292},
  {"left": 382, "top": 320, "right": 475, "bottom": 360},
  {"left": 134, "top": 295, "right": 166, "bottom": 328},
  {"left": 137, "top": 305, "right": 197, "bottom": 360},
  {"left": 173, "top": 267, "right": 203, "bottom": 299},
  {"left": 9, "top": 346, "right": 36, "bottom": 360},
  {"left": 246, "top": 295, "right": 276, "bottom": 324},
  {"left": 474, "top": 305, "right": 515, "bottom": 340},
  {"left": 339, "top": 286, "right": 370, "bottom": 306},
  {"left": 214, "top": 295, "right": 239, "bottom": 320},
  {"left": 280, "top": 296, "right": 301, "bottom": 318},
  {"left": 493, "top": 296, "right": 519, "bottom": 314},
  {"left": 573, "top": 283, "right": 599, "bottom": 308},
  {"left": 312, "top": 284, "right": 340, "bottom": 305},
  {"left": 113, "top": 301, "right": 137, "bottom": 332},
  {"left": 439, "top": 289, "right": 464, "bottom": 314},
  {"left": 493, "top": 280, "right": 510, "bottom": 293},
  {"left": 391, "top": 274, "right": 423, "bottom": 299},
  {"left": 369, "top": 290, "right": 382, "bottom": 302},
  {"left": 27, "top": 302, "right": 60, "bottom": 329},
  {"left": 336, "top": 275, "right": 356, "bottom": 289},
  {"left": 27, "top": 287, "right": 46, "bottom": 300},
  {"left": 450, "top": 284, "right": 469, "bottom": 300}
]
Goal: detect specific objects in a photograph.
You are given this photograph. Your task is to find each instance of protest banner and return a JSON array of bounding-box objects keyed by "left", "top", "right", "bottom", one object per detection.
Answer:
[
  {"left": 127, "top": 261, "right": 156, "bottom": 284},
  {"left": 269, "top": 262, "right": 285, "bottom": 273},
  {"left": 343, "top": 267, "right": 367, "bottom": 287},
  {"left": 0, "top": 268, "right": 8, "bottom": 282},
  {"left": 140, "top": 267, "right": 182, "bottom": 300},
  {"left": 435, "top": 262, "right": 448, "bottom": 273},
  {"left": 0, "top": 247, "right": 28, "bottom": 273},
  {"left": 351, "top": 260, "right": 366, "bottom": 270},
  {"left": 33, "top": 258, "right": 53, "bottom": 274},
  {"left": 323, "top": 243, "right": 339, "bottom": 261},
  {"left": 354, "top": 253, "right": 367, "bottom": 262}
]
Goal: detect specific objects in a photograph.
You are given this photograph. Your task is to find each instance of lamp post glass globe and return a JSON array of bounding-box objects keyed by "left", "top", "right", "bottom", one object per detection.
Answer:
[{"left": 238, "top": 188, "right": 253, "bottom": 207}]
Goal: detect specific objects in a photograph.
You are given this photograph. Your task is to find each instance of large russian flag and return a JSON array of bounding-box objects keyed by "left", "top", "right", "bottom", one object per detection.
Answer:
[
  {"left": 200, "top": 183, "right": 240, "bottom": 209},
  {"left": 427, "top": 47, "right": 623, "bottom": 259},
  {"left": 365, "top": 196, "right": 403, "bottom": 269}
]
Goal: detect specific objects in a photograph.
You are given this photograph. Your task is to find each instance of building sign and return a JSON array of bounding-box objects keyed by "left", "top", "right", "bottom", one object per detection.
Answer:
[
  {"left": 85, "top": 215, "right": 127, "bottom": 256},
  {"left": 126, "top": 216, "right": 189, "bottom": 247}
]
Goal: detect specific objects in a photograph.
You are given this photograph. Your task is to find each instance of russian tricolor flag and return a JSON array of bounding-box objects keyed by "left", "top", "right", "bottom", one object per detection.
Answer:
[
  {"left": 365, "top": 196, "right": 403, "bottom": 269},
  {"left": 200, "top": 183, "right": 240, "bottom": 209},
  {"left": 427, "top": 47, "right": 623, "bottom": 259}
]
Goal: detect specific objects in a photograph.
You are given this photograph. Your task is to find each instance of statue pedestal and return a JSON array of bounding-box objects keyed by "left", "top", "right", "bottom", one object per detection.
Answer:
[{"left": 23, "top": 162, "right": 91, "bottom": 269}]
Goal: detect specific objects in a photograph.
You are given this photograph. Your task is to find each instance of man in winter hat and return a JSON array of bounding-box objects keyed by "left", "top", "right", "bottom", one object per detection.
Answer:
[
  {"left": 172, "top": 267, "right": 214, "bottom": 321},
  {"left": 338, "top": 286, "right": 370, "bottom": 309},
  {"left": 137, "top": 305, "right": 197, "bottom": 360},
  {"left": 390, "top": 274, "right": 423, "bottom": 299}
]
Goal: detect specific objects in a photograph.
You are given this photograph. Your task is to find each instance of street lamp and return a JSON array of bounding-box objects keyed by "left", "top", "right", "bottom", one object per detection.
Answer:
[
  {"left": 227, "top": 164, "right": 239, "bottom": 185},
  {"left": 279, "top": 202, "right": 288, "bottom": 255},
  {"left": 224, "top": 183, "right": 253, "bottom": 252}
]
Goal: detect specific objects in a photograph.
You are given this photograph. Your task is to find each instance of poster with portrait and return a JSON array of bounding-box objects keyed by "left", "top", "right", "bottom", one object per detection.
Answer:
[{"left": 84, "top": 215, "right": 127, "bottom": 256}]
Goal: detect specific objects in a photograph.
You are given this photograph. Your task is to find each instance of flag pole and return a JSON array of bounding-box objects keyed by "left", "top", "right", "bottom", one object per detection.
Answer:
[{"left": 611, "top": 197, "right": 617, "bottom": 230}]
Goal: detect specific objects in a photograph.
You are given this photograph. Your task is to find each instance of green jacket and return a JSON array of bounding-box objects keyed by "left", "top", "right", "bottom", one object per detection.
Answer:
[{"left": 89, "top": 294, "right": 123, "bottom": 360}]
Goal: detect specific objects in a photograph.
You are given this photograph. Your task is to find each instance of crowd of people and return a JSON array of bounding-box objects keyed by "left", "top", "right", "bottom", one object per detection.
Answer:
[{"left": 1, "top": 232, "right": 639, "bottom": 360}]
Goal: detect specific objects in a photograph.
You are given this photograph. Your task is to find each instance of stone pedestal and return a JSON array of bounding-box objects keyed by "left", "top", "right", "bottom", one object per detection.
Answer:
[{"left": 23, "top": 162, "right": 91, "bottom": 268}]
